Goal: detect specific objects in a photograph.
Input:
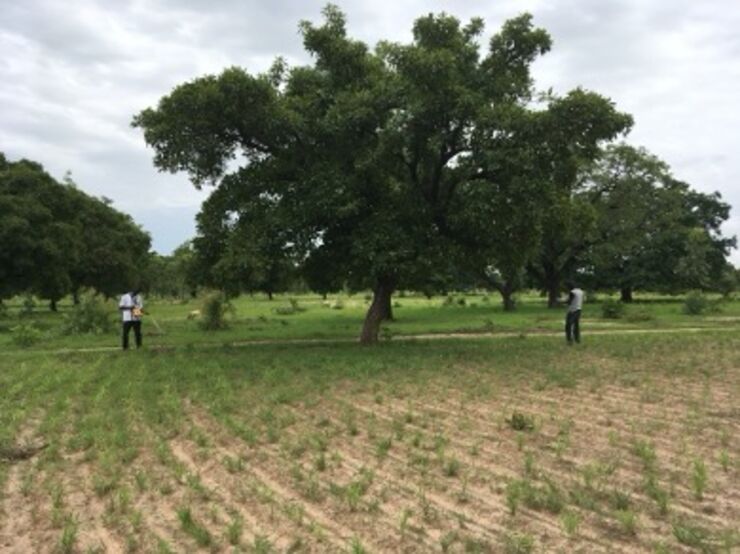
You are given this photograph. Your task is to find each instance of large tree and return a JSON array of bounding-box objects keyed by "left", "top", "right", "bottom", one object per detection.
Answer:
[
  {"left": 134, "top": 6, "right": 628, "bottom": 342},
  {"left": 583, "top": 144, "right": 734, "bottom": 299}
]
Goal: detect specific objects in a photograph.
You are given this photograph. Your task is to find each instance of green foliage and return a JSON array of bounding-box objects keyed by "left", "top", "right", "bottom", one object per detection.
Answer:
[
  {"left": 601, "top": 298, "right": 625, "bottom": 319},
  {"left": 683, "top": 291, "right": 710, "bottom": 315},
  {"left": 672, "top": 519, "right": 711, "bottom": 551},
  {"left": 507, "top": 412, "right": 535, "bottom": 431},
  {"left": 502, "top": 532, "right": 534, "bottom": 554},
  {"left": 61, "top": 292, "right": 114, "bottom": 335},
  {"left": 691, "top": 458, "right": 708, "bottom": 500},
  {"left": 177, "top": 506, "right": 212, "bottom": 547},
  {"left": 133, "top": 8, "right": 631, "bottom": 343},
  {"left": 199, "top": 291, "right": 233, "bottom": 331},
  {"left": 10, "top": 322, "right": 43, "bottom": 348},
  {"left": 0, "top": 154, "right": 150, "bottom": 304}
]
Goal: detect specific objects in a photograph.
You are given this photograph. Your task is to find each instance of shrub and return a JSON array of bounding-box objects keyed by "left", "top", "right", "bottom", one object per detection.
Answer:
[
  {"left": 683, "top": 291, "right": 709, "bottom": 315},
  {"left": 62, "top": 292, "right": 114, "bottom": 335},
  {"left": 21, "top": 295, "right": 37, "bottom": 316},
  {"left": 199, "top": 291, "right": 233, "bottom": 331},
  {"left": 601, "top": 298, "right": 625, "bottom": 319},
  {"left": 330, "top": 298, "right": 344, "bottom": 310},
  {"left": 10, "top": 322, "right": 43, "bottom": 348},
  {"left": 625, "top": 308, "right": 654, "bottom": 322},
  {"left": 274, "top": 298, "right": 307, "bottom": 316}
]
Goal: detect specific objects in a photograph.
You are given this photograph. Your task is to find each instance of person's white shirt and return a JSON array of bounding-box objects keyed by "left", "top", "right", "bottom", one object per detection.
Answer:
[
  {"left": 568, "top": 288, "right": 584, "bottom": 312},
  {"left": 119, "top": 292, "right": 143, "bottom": 322}
]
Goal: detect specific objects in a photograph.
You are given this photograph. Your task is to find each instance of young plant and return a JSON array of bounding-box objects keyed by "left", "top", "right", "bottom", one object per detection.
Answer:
[
  {"left": 177, "top": 506, "right": 212, "bottom": 548},
  {"left": 502, "top": 531, "right": 535, "bottom": 554},
  {"left": 614, "top": 509, "right": 638, "bottom": 536},
  {"left": 691, "top": 458, "right": 708, "bottom": 500},
  {"left": 560, "top": 510, "right": 581, "bottom": 537},
  {"left": 227, "top": 515, "right": 243, "bottom": 546}
]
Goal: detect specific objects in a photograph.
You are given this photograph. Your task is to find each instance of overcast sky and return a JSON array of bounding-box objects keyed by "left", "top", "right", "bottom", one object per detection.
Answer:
[{"left": 1, "top": 0, "right": 739, "bottom": 264}]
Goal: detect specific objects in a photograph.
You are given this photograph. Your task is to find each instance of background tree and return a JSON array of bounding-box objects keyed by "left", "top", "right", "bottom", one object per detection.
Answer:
[
  {"left": 0, "top": 153, "right": 150, "bottom": 307},
  {"left": 451, "top": 90, "right": 632, "bottom": 309},
  {"left": 584, "top": 144, "right": 734, "bottom": 300},
  {"left": 134, "top": 6, "right": 632, "bottom": 342}
]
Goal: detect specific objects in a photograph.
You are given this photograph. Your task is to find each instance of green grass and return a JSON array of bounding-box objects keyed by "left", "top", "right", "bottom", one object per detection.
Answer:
[{"left": 2, "top": 291, "right": 739, "bottom": 353}]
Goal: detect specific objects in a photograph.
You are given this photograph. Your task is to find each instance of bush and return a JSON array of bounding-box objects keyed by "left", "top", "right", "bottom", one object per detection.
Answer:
[
  {"left": 274, "top": 298, "right": 306, "bottom": 316},
  {"left": 625, "top": 308, "right": 654, "bottom": 323},
  {"left": 199, "top": 291, "right": 233, "bottom": 331},
  {"left": 11, "top": 322, "right": 43, "bottom": 348},
  {"left": 601, "top": 299, "right": 625, "bottom": 319},
  {"left": 682, "top": 291, "right": 709, "bottom": 315},
  {"left": 62, "top": 292, "right": 114, "bottom": 335},
  {"left": 21, "top": 295, "right": 36, "bottom": 316},
  {"left": 330, "top": 298, "right": 344, "bottom": 310}
]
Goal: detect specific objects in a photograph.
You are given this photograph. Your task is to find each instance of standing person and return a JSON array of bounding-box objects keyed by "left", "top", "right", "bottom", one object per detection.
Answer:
[
  {"left": 119, "top": 289, "right": 144, "bottom": 350},
  {"left": 565, "top": 282, "right": 584, "bottom": 345}
]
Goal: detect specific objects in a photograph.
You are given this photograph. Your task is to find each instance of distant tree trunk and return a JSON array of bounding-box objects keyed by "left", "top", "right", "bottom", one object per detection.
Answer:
[
  {"left": 49, "top": 299, "right": 57, "bottom": 312},
  {"left": 72, "top": 290, "right": 80, "bottom": 305},
  {"left": 379, "top": 290, "right": 394, "bottom": 321},
  {"left": 545, "top": 267, "right": 561, "bottom": 309},
  {"left": 620, "top": 287, "right": 633, "bottom": 303},
  {"left": 360, "top": 279, "right": 395, "bottom": 345},
  {"left": 498, "top": 281, "right": 516, "bottom": 312},
  {"left": 267, "top": 291, "right": 273, "bottom": 301}
]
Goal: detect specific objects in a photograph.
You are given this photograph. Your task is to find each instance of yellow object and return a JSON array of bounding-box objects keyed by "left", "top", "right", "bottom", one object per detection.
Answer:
[{"left": 132, "top": 307, "right": 143, "bottom": 318}]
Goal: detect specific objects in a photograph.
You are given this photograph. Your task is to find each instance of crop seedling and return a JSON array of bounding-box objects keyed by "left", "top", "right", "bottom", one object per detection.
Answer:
[
  {"left": 398, "top": 507, "right": 413, "bottom": 537},
  {"left": 376, "top": 437, "right": 392, "bottom": 460},
  {"left": 177, "top": 506, "right": 212, "bottom": 548},
  {"left": 502, "top": 531, "right": 535, "bottom": 554},
  {"left": 719, "top": 449, "right": 730, "bottom": 472},
  {"left": 561, "top": 510, "right": 581, "bottom": 537},
  {"left": 691, "top": 458, "right": 708, "bottom": 500},
  {"left": 227, "top": 515, "right": 243, "bottom": 546},
  {"left": 58, "top": 517, "right": 78, "bottom": 554},
  {"left": 614, "top": 509, "right": 638, "bottom": 536},
  {"left": 314, "top": 451, "right": 327, "bottom": 472},
  {"left": 254, "top": 535, "right": 273, "bottom": 553},
  {"left": 443, "top": 456, "right": 461, "bottom": 478},
  {"left": 349, "top": 536, "right": 368, "bottom": 554},
  {"left": 673, "top": 519, "right": 710, "bottom": 550},
  {"left": 507, "top": 412, "right": 535, "bottom": 431}
]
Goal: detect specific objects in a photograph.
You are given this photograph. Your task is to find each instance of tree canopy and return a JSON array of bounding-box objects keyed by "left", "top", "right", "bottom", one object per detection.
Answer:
[
  {"left": 0, "top": 153, "right": 151, "bottom": 306},
  {"left": 134, "top": 5, "right": 636, "bottom": 342}
]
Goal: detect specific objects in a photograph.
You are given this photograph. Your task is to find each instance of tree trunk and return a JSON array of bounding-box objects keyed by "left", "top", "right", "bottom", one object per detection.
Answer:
[
  {"left": 360, "top": 280, "right": 395, "bottom": 345},
  {"left": 547, "top": 286, "right": 560, "bottom": 309},
  {"left": 49, "top": 299, "right": 57, "bottom": 312},
  {"left": 379, "top": 290, "right": 394, "bottom": 321},
  {"left": 267, "top": 291, "right": 273, "bottom": 301},
  {"left": 498, "top": 282, "right": 516, "bottom": 312},
  {"left": 72, "top": 290, "right": 80, "bottom": 305},
  {"left": 620, "top": 287, "right": 633, "bottom": 303}
]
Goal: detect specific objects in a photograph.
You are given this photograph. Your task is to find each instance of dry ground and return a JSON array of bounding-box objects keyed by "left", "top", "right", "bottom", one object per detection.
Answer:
[{"left": 1, "top": 343, "right": 738, "bottom": 553}]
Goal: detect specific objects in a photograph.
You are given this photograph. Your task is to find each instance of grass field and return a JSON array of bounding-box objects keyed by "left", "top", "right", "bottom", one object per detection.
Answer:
[
  {"left": 2, "top": 291, "right": 740, "bottom": 352},
  {"left": 1, "top": 295, "right": 739, "bottom": 552}
]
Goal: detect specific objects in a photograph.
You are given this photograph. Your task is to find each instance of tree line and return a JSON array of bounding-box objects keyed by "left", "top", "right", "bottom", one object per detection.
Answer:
[
  {"left": 133, "top": 6, "right": 736, "bottom": 343},
  {"left": 0, "top": 154, "right": 150, "bottom": 309}
]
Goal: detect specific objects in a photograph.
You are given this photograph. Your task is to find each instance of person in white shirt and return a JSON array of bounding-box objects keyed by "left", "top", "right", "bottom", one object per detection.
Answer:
[
  {"left": 119, "top": 289, "right": 144, "bottom": 349},
  {"left": 565, "top": 282, "right": 584, "bottom": 345}
]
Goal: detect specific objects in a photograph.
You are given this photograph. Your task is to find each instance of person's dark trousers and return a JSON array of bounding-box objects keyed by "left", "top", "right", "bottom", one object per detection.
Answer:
[
  {"left": 565, "top": 309, "right": 581, "bottom": 344},
  {"left": 122, "top": 321, "right": 142, "bottom": 349}
]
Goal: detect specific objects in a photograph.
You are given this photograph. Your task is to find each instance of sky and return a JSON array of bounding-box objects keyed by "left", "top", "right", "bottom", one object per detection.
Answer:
[{"left": 1, "top": 0, "right": 739, "bottom": 264}]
